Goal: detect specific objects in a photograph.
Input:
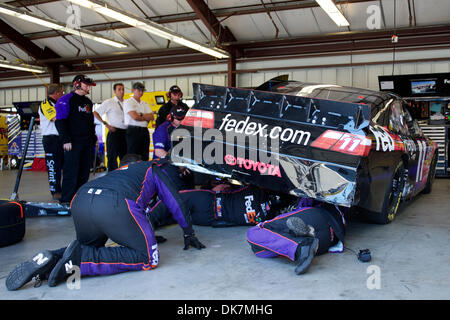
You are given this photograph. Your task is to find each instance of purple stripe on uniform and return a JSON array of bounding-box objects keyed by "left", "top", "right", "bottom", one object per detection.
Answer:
[
  {"left": 136, "top": 167, "right": 156, "bottom": 209},
  {"left": 126, "top": 199, "right": 158, "bottom": 266},
  {"left": 153, "top": 176, "right": 189, "bottom": 228},
  {"left": 296, "top": 197, "right": 315, "bottom": 209},
  {"left": 247, "top": 224, "right": 298, "bottom": 262},
  {"left": 255, "top": 250, "right": 278, "bottom": 259},
  {"left": 80, "top": 262, "right": 148, "bottom": 276}
]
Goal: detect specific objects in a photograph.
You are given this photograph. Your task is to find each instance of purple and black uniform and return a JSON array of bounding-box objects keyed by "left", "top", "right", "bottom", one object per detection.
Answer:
[
  {"left": 152, "top": 120, "right": 175, "bottom": 158},
  {"left": 70, "top": 159, "right": 192, "bottom": 276},
  {"left": 147, "top": 185, "right": 274, "bottom": 228},
  {"left": 54, "top": 91, "right": 97, "bottom": 203},
  {"left": 247, "top": 201, "right": 346, "bottom": 261}
]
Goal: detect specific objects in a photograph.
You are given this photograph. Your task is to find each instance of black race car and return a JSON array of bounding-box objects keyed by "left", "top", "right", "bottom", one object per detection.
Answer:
[{"left": 170, "top": 79, "right": 438, "bottom": 224}]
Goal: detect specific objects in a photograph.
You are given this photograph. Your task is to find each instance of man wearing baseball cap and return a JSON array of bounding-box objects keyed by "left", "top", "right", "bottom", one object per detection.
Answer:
[
  {"left": 152, "top": 105, "right": 187, "bottom": 159},
  {"left": 54, "top": 74, "right": 97, "bottom": 204},
  {"left": 123, "top": 82, "right": 155, "bottom": 161},
  {"left": 155, "top": 85, "right": 189, "bottom": 129}
]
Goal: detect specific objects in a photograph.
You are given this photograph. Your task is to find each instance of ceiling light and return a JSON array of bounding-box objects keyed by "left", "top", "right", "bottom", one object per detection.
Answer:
[
  {"left": 0, "top": 3, "right": 128, "bottom": 48},
  {"left": 315, "top": 0, "right": 350, "bottom": 27},
  {"left": 68, "top": 0, "right": 230, "bottom": 59},
  {"left": 0, "top": 59, "right": 46, "bottom": 73}
]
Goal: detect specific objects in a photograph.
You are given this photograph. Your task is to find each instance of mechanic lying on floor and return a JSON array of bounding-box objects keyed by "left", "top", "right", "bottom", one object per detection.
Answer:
[
  {"left": 6, "top": 155, "right": 204, "bottom": 291},
  {"left": 146, "top": 181, "right": 277, "bottom": 229},
  {"left": 246, "top": 198, "right": 347, "bottom": 275},
  {"left": 148, "top": 183, "right": 347, "bottom": 275}
]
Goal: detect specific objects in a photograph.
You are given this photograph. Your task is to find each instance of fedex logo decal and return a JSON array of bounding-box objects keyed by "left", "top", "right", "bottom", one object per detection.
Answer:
[
  {"left": 219, "top": 114, "right": 311, "bottom": 146},
  {"left": 244, "top": 195, "right": 260, "bottom": 224},
  {"left": 78, "top": 104, "right": 92, "bottom": 113}
]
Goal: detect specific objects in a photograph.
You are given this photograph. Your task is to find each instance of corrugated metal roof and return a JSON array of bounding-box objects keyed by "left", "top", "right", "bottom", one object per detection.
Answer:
[{"left": 0, "top": 0, "right": 449, "bottom": 71}]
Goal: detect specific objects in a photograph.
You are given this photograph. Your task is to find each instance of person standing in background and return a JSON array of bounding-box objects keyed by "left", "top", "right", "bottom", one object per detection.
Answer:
[
  {"left": 93, "top": 83, "right": 127, "bottom": 171},
  {"left": 39, "top": 83, "right": 64, "bottom": 201},
  {"left": 55, "top": 75, "right": 97, "bottom": 204},
  {"left": 155, "top": 85, "right": 188, "bottom": 129},
  {"left": 123, "top": 82, "right": 154, "bottom": 161}
]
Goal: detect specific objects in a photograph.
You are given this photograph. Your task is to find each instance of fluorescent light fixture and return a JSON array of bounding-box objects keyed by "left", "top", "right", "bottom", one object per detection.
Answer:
[
  {"left": 0, "top": 3, "right": 128, "bottom": 48},
  {"left": 0, "top": 59, "right": 46, "bottom": 73},
  {"left": 68, "top": 0, "right": 230, "bottom": 59},
  {"left": 315, "top": 0, "right": 350, "bottom": 27}
]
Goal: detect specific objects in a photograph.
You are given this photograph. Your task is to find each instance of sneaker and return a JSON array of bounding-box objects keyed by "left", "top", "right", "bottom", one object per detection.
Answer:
[
  {"left": 294, "top": 238, "right": 319, "bottom": 275},
  {"left": 6, "top": 250, "right": 59, "bottom": 291},
  {"left": 286, "top": 216, "right": 315, "bottom": 237},
  {"left": 47, "top": 240, "right": 81, "bottom": 287}
]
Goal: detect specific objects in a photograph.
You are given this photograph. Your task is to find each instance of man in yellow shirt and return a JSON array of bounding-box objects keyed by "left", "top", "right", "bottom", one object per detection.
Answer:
[{"left": 38, "top": 83, "right": 64, "bottom": 200}]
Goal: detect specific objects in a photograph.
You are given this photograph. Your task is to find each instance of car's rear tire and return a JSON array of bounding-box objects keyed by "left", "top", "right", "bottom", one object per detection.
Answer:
[
  {"left": 366, "top": 161, "right": 405, "bottom": 224},
  {"left": 422, "top": 152, "right": 437, "bottom": 194}
]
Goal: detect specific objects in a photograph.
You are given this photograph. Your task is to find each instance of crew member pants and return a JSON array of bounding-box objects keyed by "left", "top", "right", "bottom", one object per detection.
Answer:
[
  {"left": 106, "top": 128, "right": 127, "bottom": 171},
  {"left": 70, "top": 164, "right": 191, "bottom": 277},
  {"left": 42, "top": 135, "right": 63, "bottom": 195},
  {"left": 61, "top": 142, "right": 93, "bottom": 203},
  {"left": 247, "top": 206, "right": 342, "bottom": 261},
  {"left": 126, "top": 126, "right": 150, "bottom": 161},
  {"left": 71, "top": 187, "right": 158, "bottom": 276}
]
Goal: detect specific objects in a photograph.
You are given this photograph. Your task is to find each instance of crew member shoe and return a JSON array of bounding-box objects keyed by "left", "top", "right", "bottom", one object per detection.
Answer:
[
  {"left": 6, "top": 250, "right": 58, "bottom": 291},
  {"left": 155, "top": 235, "right": 167, "bottom": 244},
  {"left": 286, "top": 216, "right": 315, "bottom": 237},
  {"left": 48, "top": 240, "right": 81, "bottom": 287},
  {"left": 52, "top": 193, "right": 62, "bottom": 201},
  {"left": 294, "top": 238, "right": 319, "bottom": 275}
]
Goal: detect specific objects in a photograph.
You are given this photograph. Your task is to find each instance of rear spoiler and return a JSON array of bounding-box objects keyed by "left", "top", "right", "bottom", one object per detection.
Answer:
[{"left": 193, "top": 83, "right": 371, "bottom": 131}]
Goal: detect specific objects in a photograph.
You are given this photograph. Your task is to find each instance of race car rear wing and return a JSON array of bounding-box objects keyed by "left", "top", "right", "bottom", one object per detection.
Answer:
[
  {"left": 192, "top": 83, "right": 371, "bottom": 132},
  {"left": 173, "top": 83, "right": 374, "bottom": 207}
]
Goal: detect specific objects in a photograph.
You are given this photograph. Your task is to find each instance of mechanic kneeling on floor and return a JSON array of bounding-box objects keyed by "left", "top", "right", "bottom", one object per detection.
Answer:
[
  {"left": 5, "top": 155, "right": 204, "bottom": 291},
  {"left": 246, "top": 198, "right": 347, "bottom": 275}
]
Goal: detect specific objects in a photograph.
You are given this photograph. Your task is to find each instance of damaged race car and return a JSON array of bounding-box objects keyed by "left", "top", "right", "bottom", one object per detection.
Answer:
[{"left": 170, "top": 78, "right": 438, "bottom": 224}]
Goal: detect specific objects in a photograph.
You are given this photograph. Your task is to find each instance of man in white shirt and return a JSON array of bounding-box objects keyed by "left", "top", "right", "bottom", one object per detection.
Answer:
[
  {"left": 38, "top": 83, "right": 64, "bottom": 200},
  {"left": 123, "top": 82, "right": 154, "bottom": 161},
  {"left": 93, "top": 83, "right": 127, "bottom": 171}
]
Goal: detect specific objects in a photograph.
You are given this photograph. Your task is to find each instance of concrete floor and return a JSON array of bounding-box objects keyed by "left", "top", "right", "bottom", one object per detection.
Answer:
[{"left": 0, "top": 169, "right": 449, "bottom": 300}]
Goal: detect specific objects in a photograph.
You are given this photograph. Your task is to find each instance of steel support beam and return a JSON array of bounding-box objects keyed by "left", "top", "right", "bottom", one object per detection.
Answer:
[
  {"left": 227, "top": 48, "right": 236, "bottom": 87},
  {"left": 186, "top": 0, "right": 236, "bottom": 43},
  {"left": 49, "top": 63, "right": 60, "bottom": 83},
  {"left": 0, "top": 18, "right": 59, "bottom": 61},
  {"left": 242, "top": 34, "right": 450, "bottom": 58},
  {"left": 5, "top": 0, "right": 59, "bottom": 6},
  {"left": 37, "top": 47, "right": 197, "bottom": 65},
  {"left": 228, "top": 25, "right": 450, "bottom": 49}
]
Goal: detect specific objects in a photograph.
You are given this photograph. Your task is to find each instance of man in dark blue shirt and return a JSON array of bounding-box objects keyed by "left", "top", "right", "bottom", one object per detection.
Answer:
[{"left": 55, "top": 75, "right": 97, "bottom": 203}]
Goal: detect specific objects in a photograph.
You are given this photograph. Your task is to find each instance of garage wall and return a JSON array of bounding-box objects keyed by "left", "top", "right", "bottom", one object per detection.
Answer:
[
  {"left": 237, "top": 60, "right": 450, "bottom": 91},
  {"left": 1, "top": 48, "right": 450, "bottom": 106}
]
